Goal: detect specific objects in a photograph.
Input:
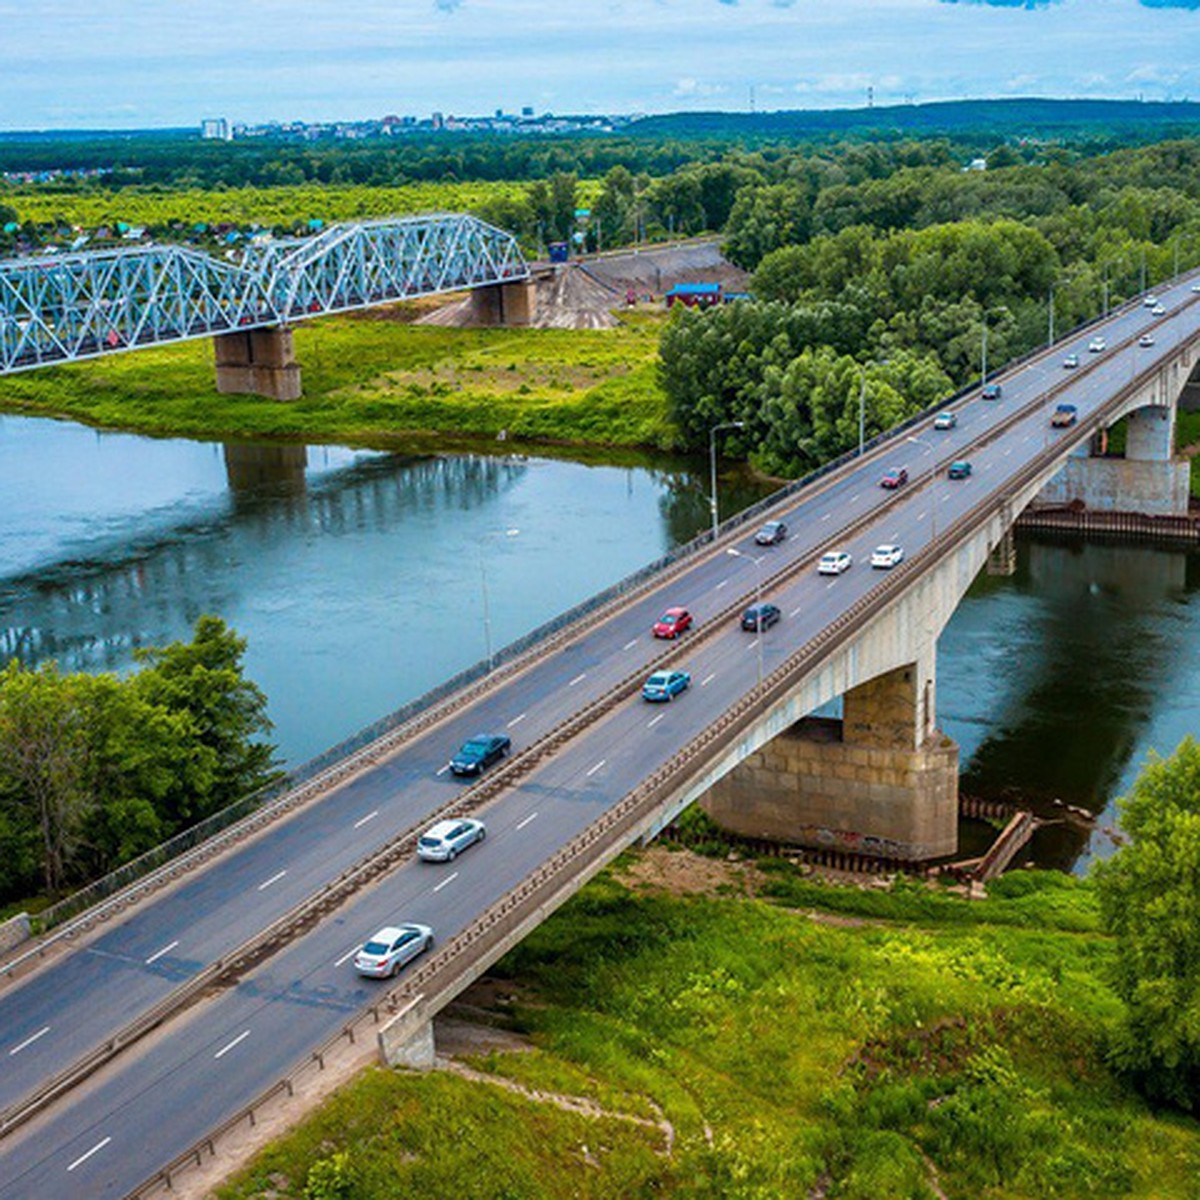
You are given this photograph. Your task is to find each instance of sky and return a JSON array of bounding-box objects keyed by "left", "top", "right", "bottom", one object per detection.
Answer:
[{"left": 0, "top": 0, "right": 1198, "bottom": 131}]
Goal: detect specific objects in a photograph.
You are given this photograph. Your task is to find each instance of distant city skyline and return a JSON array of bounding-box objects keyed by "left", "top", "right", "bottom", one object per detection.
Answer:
[{"left": 1, "top": 0, "right": 1197, "bottom": 132}]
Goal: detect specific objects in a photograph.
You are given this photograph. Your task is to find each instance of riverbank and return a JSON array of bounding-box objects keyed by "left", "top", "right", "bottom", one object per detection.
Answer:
[
  {"left": 213, "top": 850, "right": 1199, "bottom": 1200},
  {"left": 0, "top": 308, "right": 675, "bottom": 453}
]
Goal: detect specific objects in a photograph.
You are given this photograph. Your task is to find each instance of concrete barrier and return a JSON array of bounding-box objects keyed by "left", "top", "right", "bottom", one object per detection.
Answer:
[{"left": 0, "top": 913, "right": 31, "bottom": 955}]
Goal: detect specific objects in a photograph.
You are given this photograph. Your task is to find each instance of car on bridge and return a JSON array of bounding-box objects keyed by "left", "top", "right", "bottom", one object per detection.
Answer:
[
  {"left": 1051, "top": 404, "right": 1078, "bottom": 428},
  {"left": 1151, "top": 304, "right": 1166, "bottom": 316},
  {"left": 652, "top": 606, "right": 692, "bottom": 639},
  {"left": 933, "top": 411, "right": 958, "bottom": 430},
  {"left": 818, "top": 551, "right": 852, "bottom": 575},
  {"left": 870, "top": 544, "right": 905, "bottom": 569},
  {"left": 754, "top": 520, "right": 788, "bottom": 545},
  {"left": 1144, "top": 295, "right": 1159, "bottom": 308},
  {"left": 1139, "top": 333, "right": 1155, "bottom": 348},
  {"left": 981, "top": 382, "right": 1002, "bottom": 400},
  {"left": 642, "top": 669, "right": 691, "bottom": 702},
  {"left": 880, "top": 467, "right": 908, "bottom": 489},
  {"left": 449, "top": 734, "right": 511, "bottom": 777},
  {"left": 1088, "top": 336, "right": 1106, "bottom": 353},
  {"left": 353, "top": 923, "right": 434, "bottom": 978},
  {"left": 1062, "top": 353, "right": 1079, "bottom": 369},
  {"left": 947, "top": 460, "right": 973, "bottom": 479},
  {"left": 418, "top": 818, "right": 486, "bottom": 862},
  {"left": 741, "top": 602, "right": 781, "bottom": 631}
]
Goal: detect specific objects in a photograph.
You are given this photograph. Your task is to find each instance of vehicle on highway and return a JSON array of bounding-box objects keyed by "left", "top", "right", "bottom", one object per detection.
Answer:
[
  {"left": 741, "top": 602, "right": 781, "bottom": 631},
  {"left": 1151, "top": 304, "right": 1166, "bottom": 316},
  {"left": 1144, "top": 295, "right": 1159, "bottom": 308},
  {"left": 933, "top": 411, "right": 958, "bottom": 430},
  {"left": 1139, "top": 333, "right": 1155, "bottom": 348},
  {"left": 642, "top": 669, "right": 691, "bottom": 702},
  {"left": 880, "top": 466, "right": 908, "bottom": 489},
  {"left": 1062, "top": 353, "right": 1079, "bottom": 369},
  {"left": 754, "top": 520, "right": 788, "bottom": 546},
  {"left": 417, "top": 818, "right": 486, "bottom": 862},
  {"left": 818, "top": 551, "right": 852, "bottom": 575},
  {"left": 1051, "top": 403, "right": 1078, "bottom": 428},
  {"left": 1193, "top": 283, "right": 1200, "bottom": 293},
  {"left": 947, "top": 460, "right": 973, "bottom": 479},
  {"left": 354, "top": 923, "right": 434, "bottom": 978},
  {"left": 652, "top": 606, "right": 692, "bottom": 639},
  {"left": 870, "top": 544, "right": 905, "bottom": 569},
  {"left": 1088, "top": 336, "right": 1106, "bottom": 353},
  {"left": 449, "top": 733, "right": 511, "bottom": 777},
  {"left": 981, "top": 382, "right": 1002, "bottom": 400}
]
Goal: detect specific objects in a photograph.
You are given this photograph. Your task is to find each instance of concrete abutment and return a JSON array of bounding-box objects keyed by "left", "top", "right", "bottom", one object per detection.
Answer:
[
  {"left": 213, "top": 327, "right": 302, "bottom": 401},
  {"left": 468, "top": 279, "right": 537, "bottom": 327}
]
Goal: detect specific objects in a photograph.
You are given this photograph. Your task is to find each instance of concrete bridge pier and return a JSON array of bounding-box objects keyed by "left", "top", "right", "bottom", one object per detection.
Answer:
[
  {"left": 702, "top": 650, "right": 959, "bottom": 862},
  {"left": 214, "top": 326, "right": 302, "bottom": 401},
  {"left": 469, "top": 279, "right": 537, "bottom": 327},
  {"left": 377, "top": 996, "right": 436, "bottom": 1070}
]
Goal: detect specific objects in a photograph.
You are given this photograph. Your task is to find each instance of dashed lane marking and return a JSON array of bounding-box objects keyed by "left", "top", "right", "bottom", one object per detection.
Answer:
[
  {"left": 214, "top": 1030, "right": 251, "bottom": 1060},
  {"left": 507, "top": 713, "right": 527, "bottom": 728},
  {"left": 586, "top": 759, "right": 606, "bottom": 778},
  {"left": 433, "top": 872, "right": 459, "bottom": 894},
  {"left": 701, "top": 673, "right": 716, "bottom": 687},
  {"left": 144, "top": 940, "right": 179, "bottom": 965},
  {"left": 257, "top": 870, "right": 287, "bottom": 892},
  {"left": 516, "top": 812, "right": 539, "bottom": 831},
  {"left": 647, "top": 713, "right": 665, "bottom": 728},
  {"left": 8, "top": 1026, "right": 50, "bottom": 1056},
  {"left": 334, "top": 945, "right": 360, "bottom": 968},
  {"left": 67, "top": 1137, "right": 112, "bottom": 1173},
  {"left": 569, "top": 673, "right": 587, "bottom": 686},
  {"left": 353, "top": 810, "right": 378, "bottom": 829}
]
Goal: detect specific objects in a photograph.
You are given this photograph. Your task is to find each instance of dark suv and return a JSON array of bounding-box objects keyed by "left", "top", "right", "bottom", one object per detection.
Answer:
[{"left": 449, "top": 734, "right": 511, "bottom": 776}]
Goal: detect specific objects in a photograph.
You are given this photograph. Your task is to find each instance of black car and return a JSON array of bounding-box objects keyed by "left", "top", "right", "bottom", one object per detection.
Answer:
[
  {"left": 741, "top": 603, "right": 781, "bottom": 632},
  {"left": 754, "top": 520, "right": 788, "bottom": 546},
  {"left": 449, "top": 733, "right": 511, "bottom": 776}
]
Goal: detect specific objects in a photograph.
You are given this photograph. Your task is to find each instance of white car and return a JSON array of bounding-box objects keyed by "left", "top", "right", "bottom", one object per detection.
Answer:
[
  {"left": 1192, "top": 283, "right": 1200, "bottom": 293},
  {"left": 870, "top": 544, "right": 905, "bottom": 569},
  {"left": 1151, "top": 304, "right": 1166, "bottom": 316},
  {"left": 418, "top": 817, "right": 486, "bottom": 862},
  {"left": 353, "top": 924, "right": 434, "bottom": 978},
  {"left": 1139, "top": 333, "right": 1155, "bottom": 348},
  {"left": 818, "top": 551, "right": 852, "bottom": 575},
  {"left": 1088, "top": 336, "right": 1106, "bottom": 353},
  {"left": 1144, "top": 295, "right": 1159, "bottom": 308},
  {"left": 1062, "top": 353, "right": 1079, "bottom": 369}
]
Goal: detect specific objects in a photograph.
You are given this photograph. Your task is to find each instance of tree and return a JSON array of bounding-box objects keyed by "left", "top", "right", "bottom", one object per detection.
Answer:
[{"left": 1094, "top": 737, "right": 1200, "bottom": 1111}]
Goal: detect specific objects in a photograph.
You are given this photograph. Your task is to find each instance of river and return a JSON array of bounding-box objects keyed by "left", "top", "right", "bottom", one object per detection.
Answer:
[{"left": 3, "top": 413, "right": 1198, "bottom": 871}]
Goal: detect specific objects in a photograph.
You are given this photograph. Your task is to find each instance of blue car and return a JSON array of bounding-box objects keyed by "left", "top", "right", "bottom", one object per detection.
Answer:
[{"left": 642, "top": 669, "right": 691, "bottom": 702}]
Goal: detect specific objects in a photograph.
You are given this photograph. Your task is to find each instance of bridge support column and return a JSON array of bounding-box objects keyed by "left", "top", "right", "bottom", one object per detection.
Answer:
[
  {"left": 702, "top": 659, "right": 959, "bottom": 861},
  {"left": 377, "top": 996, "right": 435, "bottom": 1070},
  {"left": 213, "top": 326, "right": 302, "bottom": 401},
  {"left": 469, "top": 279, "right": 537, "bottom": 327}
]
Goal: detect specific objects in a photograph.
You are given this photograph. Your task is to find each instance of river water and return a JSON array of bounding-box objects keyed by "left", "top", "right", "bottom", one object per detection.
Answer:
[{"left": 3, "top": 413, "right": 1198, "bottom": 871}]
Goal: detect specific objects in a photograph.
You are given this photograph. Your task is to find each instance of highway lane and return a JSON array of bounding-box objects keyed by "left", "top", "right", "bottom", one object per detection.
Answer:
[{"left": 1, "top": 275, "right": 1197, "bottom": 1178}]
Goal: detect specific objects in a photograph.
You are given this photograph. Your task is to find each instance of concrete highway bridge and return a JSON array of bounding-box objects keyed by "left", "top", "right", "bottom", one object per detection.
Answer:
[
  {"left": 0, "top": 213, "right": 532, "bottom": 399},
  {"left": 1, "top": 273, "right": 1199, "bottom": 1198}
]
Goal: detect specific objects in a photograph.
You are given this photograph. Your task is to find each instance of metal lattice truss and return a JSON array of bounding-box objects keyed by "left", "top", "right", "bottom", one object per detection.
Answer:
[{"left": 0, "top": 213, "right": 528, "bottom": 375}]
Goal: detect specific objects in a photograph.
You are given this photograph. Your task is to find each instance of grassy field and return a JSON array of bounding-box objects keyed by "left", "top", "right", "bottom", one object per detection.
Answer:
[
  {"left": 215, "top": 856, "right": 1200, "bottom": 1200},
  {"left": 0, "top": 309, "right": 675, "bottom": 451}
]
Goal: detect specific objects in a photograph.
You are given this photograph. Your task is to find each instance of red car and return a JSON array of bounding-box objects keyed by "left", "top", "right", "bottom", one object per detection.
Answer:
[
  {"left": 652, "top": 606, "right": 692, "bottom": 639},
  {"left": 880, "top": 467, "right": 908, "bottom": 489}
]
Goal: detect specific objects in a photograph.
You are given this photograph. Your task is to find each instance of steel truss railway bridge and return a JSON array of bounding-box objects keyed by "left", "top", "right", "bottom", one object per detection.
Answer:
[
  {"left": 0, "top": 213, "right": 531, "bottom": 399},
  {"left": 1, "top": 272, "right": 1199, "bottom": 1200}
]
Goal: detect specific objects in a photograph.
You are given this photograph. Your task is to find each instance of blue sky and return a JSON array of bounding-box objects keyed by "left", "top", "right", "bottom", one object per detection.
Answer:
[{"left": 0, "top": 0, "right": 1197, "bottom": 131}]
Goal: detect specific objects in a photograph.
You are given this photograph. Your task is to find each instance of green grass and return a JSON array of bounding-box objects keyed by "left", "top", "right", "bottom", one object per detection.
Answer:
[
  {"left": 0, "top": 310, "right": 675, "bottom": 452},
  {"left": 1175, "top": 408, "right": 1200, "bottom": 498},
  {"left": 216, "top": 864, "right": 1200, "bottom": 1200}
]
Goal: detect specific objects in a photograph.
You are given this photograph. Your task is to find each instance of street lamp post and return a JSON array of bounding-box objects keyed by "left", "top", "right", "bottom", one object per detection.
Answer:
[
  {"left": 858, "top": 365, "right": 868, "bottom": 456},
  {"left": 478, "top": 527, "right": 520, "bottom": 671},
  {"left": 709, "top": 420, "right": 745, "bottom": 542},
  {"left": 906, "top": 435, "right": 938, "bottom": 546},
  {"left": 980, "top": 316, "right": 988, "bottom": 390},
  {"left": 726, "top": 547, "right": 765, "bottom": 691}
]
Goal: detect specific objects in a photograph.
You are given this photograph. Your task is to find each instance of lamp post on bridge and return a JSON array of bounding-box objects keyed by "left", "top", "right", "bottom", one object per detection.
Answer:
[
  {"left": 478, "top": 527, "right": 520, "bottom": 672},
  {"left": 906, "top": 434, "right": 938, "bottom": 548},
  {"left": 726, "top": 547, "right": 765, "bottom": 692},
  {"left": 709, "top": 420, "right": 745, "bottom": 542}
]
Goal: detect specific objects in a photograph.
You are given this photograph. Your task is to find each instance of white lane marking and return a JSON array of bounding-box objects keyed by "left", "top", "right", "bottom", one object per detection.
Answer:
[
  {"left": 746, "top": 639, "right": 760, "bottom": 651},
  {"left": 917, "top": 510, "right": 927, "bottom": 521},
  {"left": 623, "top": 638, "right": 638, "bottom": 650},
  {"left": 821, "top": 512, "right": 831, "bottom": 521},
  {"left": 436, "top": 764, "right": 451, "bottom": 776},
  {"left": 826, "top": 580, "right": 837, "bottom": 589},
  {"left": 335, "top": 944, "right": 361, "bottom": 967},
  {"left": 1003, "top": 447, "right": 1013, "bottom": 456},
  {"left": 9, "top": 1025, "right": 50, "bottom": 1056},
  {"left": 715, "top": 578, "right": 729, "bottom": 589},
  {"left": 790, "top": 606, "right": 802, "bottom": 617},
  {"left": 516, "top": 811, "right": 539, "bottom": 831},
  {"left": 353, "top": 810, "right": 379, "bottom": 829},
  {"left": 507, "top": 712, "right": 527, "bottom": 728},
  {"left": 701, "top": 673, "right": 716, "bottom": 687},
  {"left": 569, "top": 672, "right": 587, "bottom": 686},
  {"left": 433, "top": 871, "right": 459, "bottom": 893},
  {"left": 586, "top": 759, "right": 606, "bottom": 778},
  {"left": 144, "top": 940, "right": 179, "bottom": 965},
  {"left": 647, "top": 712, "right": 666, "bottom": 728},
  {"left": 850, "top": 493, "right": 860, "bottom": 503},
  {"left": 214, "top": 1030, "right": 251, "bottom": 1059},
  {"left": 67, "top": 1137, "right": 112, "bottom": 1172},
  {"left": 257, "top": 870, "right": 287, "bottom": 892}
]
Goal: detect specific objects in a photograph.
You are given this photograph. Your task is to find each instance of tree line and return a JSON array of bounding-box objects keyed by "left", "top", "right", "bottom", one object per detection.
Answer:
[{"left": 0, "top": 616, "right": 276, "bottom": 906}]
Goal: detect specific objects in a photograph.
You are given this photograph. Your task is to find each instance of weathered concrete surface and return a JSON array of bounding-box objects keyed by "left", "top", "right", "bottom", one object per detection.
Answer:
[
  {"left": 214, "top": 327, "right": 302, "bottom": 401},
  {"left": 1039, "top": 454, "right": 1191, "bottom": 515},
  {"left": 378, "top": 996, "right": 436, "bottom": 1070},
  {"left": 0, "top": 913, "right": 30, "bottom": 955},
  {"left": 468, "top": 279, "right": 537, "bottom": 327}
]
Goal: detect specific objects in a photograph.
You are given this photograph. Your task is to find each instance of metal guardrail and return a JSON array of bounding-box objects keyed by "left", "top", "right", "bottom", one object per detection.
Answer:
[{"left": 123, "top": 290, "right": 1200, "bottom": 1198}]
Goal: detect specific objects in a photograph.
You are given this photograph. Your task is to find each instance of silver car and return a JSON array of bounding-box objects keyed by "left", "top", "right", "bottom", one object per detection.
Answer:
[
  {"left": 353, "top": 924, "right": 434, "bottom": 978},
  {"left": 417, "top": 817, "right": 486, "bottom": 862}
]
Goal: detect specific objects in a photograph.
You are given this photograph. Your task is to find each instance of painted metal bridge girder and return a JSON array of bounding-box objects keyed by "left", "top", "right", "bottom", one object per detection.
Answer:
[{"left": 0, "top": 214, "right": 528, "bottom": 375}]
